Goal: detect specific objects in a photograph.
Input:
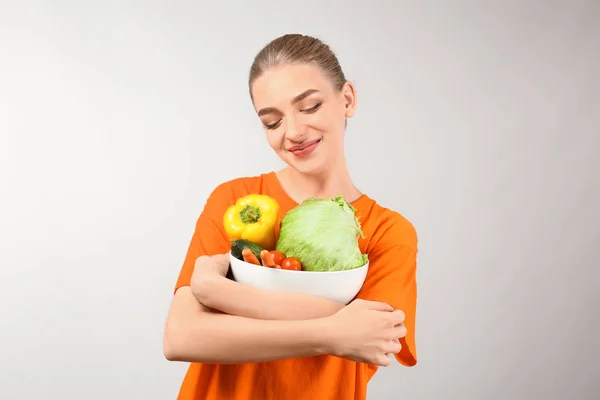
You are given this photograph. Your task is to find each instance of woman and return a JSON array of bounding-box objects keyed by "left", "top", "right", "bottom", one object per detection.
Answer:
[{"left": 163, "top": 33, "right": 419, "bottom": 400}]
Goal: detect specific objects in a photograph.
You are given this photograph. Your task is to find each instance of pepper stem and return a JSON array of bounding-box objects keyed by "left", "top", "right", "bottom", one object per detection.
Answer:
[{"left": 239, "top": 205, "right": 261, "bottom": 224}]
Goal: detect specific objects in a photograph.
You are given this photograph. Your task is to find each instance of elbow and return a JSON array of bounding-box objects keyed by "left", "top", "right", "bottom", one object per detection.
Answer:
[
  {"left": 163, "top": 315, "right": 193, "bottom": 362},
  {"left": 163, "top": 325, "right": 182, "bottom": 361},
  {"left": 163, "top": 285, "right": 221, "bottom": 363},
  {"left": 163, "top": 324, "right": 198, "bottom": 362},
  {"left": 162, "top": 314, "right": 214, "bottom": 363},
  {"left": 163, "top": 340, "right": 177, "bottom": 361}
]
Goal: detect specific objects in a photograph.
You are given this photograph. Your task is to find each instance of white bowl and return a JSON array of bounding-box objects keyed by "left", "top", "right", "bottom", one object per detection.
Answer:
[{"left": 229, "top": 252, "right": 369, "bottom": 304}]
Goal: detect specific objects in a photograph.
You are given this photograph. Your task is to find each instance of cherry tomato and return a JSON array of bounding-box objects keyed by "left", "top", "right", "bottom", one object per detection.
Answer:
[
  {"left": 269, "top": 251, "right": 286, "bottom": 267},
  {"left": 281, "top": 257, "right": 302, "bottom": 271}
]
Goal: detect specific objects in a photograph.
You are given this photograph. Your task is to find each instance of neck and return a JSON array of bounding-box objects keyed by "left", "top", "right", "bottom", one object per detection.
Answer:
[{"left": 277, "top": 157, "right": 362, "bottom": 204}]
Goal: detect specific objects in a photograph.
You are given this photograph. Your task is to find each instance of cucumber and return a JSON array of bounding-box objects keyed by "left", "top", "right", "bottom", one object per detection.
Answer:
[{"left": 230, "top": 239, "right": 265, "bottom": 261}]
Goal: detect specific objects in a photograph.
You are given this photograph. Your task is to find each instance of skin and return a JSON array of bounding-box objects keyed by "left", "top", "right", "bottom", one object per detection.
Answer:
[
  {"left": 253, "top": 63, "right": 362, "bottom": 202},
  {"left": 163, "top": 62, "right": 406, "bottom": 367}
]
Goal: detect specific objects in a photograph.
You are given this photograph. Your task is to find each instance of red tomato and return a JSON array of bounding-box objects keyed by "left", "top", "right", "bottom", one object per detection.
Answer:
[
  {"left": 281, "top": 257, "right": 302, "bottom": 271},
  {"left": 269, "top": 251, "right": 286, "bottom": 267}
]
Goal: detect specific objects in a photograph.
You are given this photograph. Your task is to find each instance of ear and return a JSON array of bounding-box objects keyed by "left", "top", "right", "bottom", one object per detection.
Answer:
[{"left": 341, "top": 81, "right": 357, "bottom": 118}]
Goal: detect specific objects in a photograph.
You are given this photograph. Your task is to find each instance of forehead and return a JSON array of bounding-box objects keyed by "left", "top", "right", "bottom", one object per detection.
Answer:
[{"left": 252, "top": 63, "right": 333, "bottom": 110}]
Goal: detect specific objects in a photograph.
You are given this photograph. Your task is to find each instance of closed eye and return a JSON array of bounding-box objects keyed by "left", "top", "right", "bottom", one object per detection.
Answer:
[
  {"left": 301, "top": 102, "right": 322, "bottom": 113},
  {"left": 264, "top": 119, "right": 282, "bottom": 130},
  {"left": 263, "top": 102, "right": 321, "bottom": 129}
]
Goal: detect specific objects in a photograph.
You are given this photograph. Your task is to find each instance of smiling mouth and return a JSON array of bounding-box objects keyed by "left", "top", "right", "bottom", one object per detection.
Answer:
[{"left": 288, "top": 139, "right": 321, "bottom": 152}]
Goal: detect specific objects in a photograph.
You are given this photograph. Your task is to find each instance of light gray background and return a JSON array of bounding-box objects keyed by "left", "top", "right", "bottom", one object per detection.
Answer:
[{"left": 1, "top": 1, "right": 599, "bottom": 399}]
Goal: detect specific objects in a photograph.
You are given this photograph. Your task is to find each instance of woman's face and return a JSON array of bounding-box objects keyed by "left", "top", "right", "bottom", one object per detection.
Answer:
[{"left": 251, "top": 63, "right": 357, "bottom": 175}]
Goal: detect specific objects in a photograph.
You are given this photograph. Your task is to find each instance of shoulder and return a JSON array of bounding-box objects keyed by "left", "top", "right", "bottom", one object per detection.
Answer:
[
  {"left": 201, "top": 172, "right": 271, "bottom": 216},
  {"left": 357, "top": 195, "right": 418, "bottom": 254},
  {"left": 208, "top": 173, "right": 267, "bottom": 199}
]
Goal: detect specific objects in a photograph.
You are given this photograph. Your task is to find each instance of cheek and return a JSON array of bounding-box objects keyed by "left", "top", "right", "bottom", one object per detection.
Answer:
[
  {"left": 313, "top": 107, "right": 344, "bottom": 136},
  {"left": 266, "top": 131, "right": 284, "bottom": 151}
]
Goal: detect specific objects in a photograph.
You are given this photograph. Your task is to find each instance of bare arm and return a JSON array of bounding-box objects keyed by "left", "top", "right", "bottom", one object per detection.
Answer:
[
  {"left": 164, "top": 286, "right": 334, "bottom": 364},
  {"left": 192, "top": 272, "right": 345, "bottom": 321},
  {"left": 163, "top": 286, "right": 406, "bottom": 366}
]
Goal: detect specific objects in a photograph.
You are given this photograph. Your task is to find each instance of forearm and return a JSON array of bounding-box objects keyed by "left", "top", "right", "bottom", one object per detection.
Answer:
[
  {"left": 164, "top": 287, "right": 334, "bottom": 364},
  {"left": 193, "top": 274, "right": 345, "bottom": 320}
]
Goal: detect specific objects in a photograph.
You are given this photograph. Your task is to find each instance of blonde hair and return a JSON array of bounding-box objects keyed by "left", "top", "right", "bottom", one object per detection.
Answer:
[{"left": 248, "top": 34, "right": 347, "bottom": 100}]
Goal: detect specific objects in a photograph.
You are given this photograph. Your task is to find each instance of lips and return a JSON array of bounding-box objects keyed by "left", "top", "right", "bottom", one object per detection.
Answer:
[
  {"left": 288, "top": 138, "right": 321, "bottom": 158},
  {"left": 288, "top": 139, "right": 321, "bottom": 152}
]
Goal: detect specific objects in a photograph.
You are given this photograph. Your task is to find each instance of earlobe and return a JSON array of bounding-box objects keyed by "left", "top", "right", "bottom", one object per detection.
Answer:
[
  {"left": 344, "top": 96, "right": 357, "bottom": 118},
  {"left": 345, "top": 105, "right": 356, "bottom": 118},
  {"left": 342, "top": 82, "right": 357, "bottom": 118}
]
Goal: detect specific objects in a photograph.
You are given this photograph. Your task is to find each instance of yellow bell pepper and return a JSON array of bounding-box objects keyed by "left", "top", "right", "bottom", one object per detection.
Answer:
[{"left": 223, "top": 194, "right": 280, "bottom": 250}]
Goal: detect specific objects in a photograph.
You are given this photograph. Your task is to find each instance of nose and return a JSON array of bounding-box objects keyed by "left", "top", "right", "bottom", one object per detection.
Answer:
[{"left": 284, "top": 115, "right": 305, "bottom": 143}]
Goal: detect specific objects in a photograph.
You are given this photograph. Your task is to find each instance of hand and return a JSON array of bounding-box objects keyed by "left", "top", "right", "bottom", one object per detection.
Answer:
[
  {"left": 190, "top": 253, "right": 230, "bottom": 303},
  {"left": 323, "top": 299, "right": 407, "bottom": 366},
  {"left": 193, "top": 253, "right": 230, "bottom": 278}
]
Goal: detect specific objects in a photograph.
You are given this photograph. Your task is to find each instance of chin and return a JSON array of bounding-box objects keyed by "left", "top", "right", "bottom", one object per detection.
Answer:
[{"left": 285, "top": 155, "right": 329, "bottom": 176}]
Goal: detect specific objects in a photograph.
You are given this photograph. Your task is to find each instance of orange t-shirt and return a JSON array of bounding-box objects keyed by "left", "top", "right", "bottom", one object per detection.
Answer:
[{"left": 173, "top": 171, "right": 419, "bottom": 400}]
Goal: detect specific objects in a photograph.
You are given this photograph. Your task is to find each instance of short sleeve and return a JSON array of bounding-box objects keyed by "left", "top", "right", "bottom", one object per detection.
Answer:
[
  {"left": 355, "top": 244, "right": 418, "bottom": 367},
  {"left": 173, "top": 184, "right": 233, "bottom": 294}
]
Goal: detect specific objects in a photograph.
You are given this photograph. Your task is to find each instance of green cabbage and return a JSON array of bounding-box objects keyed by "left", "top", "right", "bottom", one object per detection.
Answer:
[{"left": 275, "top": 195, "right": 368, "bottom": 272}]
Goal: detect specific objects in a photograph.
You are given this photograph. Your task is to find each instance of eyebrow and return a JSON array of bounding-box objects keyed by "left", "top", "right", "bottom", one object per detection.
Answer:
[{"left": 257, "top": 89, "right": 321, "bottom": 116}]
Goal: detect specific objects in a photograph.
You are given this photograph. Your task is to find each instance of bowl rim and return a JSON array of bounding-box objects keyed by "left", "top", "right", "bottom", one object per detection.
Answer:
[{"left": 229, "top": 251, "right": 369, "bottom": 275}]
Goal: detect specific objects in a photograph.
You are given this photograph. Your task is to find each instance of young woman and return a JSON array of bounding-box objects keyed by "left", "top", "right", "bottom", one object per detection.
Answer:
[{"left": 163, "top": 33, "right": 419, "bottom": 400}]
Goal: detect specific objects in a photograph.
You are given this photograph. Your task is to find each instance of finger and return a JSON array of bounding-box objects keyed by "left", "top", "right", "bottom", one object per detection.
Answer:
[
  {"left": 362, "top": 300, "right": 394, "bottom": 312},
  {"left": 214, "top": 255, "right": 232, "bottom": 274},
  {"left": 388, "top": 309, "right": 406, "bottom": 324},
  {"left": 391, "top": 324, "right": 408, "bottom": 339},
  {"left": 383, "top": 339, "right": 402, "bottom": 354},
  {"left": 194, "top": 255, "right": 230, "bottom": 278},
  {"left": 376, "top": 353, "right": 392, "bottom": 367}
]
